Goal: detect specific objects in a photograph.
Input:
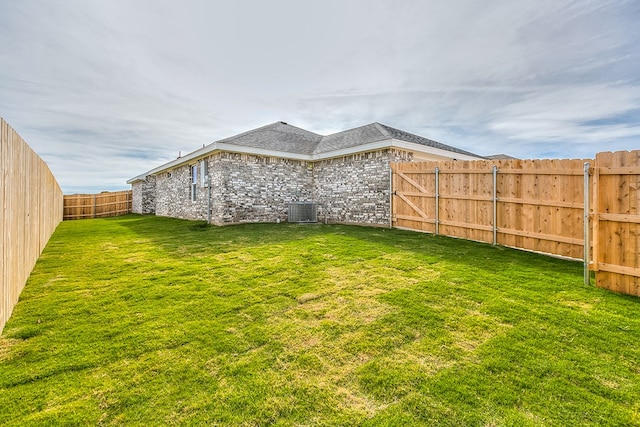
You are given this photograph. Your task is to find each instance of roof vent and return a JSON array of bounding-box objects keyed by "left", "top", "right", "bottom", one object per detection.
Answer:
[
  {"left": 280, "top": 121, "right": 288, "bottom": 125},
  {"left": 288, "top": 202, "right": 317, "bottom": 223}
]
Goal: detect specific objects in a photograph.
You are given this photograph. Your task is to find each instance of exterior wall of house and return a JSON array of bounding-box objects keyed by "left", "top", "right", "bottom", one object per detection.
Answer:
[
  {"left": 132, "top": 181, "right": 143, "bottom": 214},
  {"left": 312, "top": 149, "right": 413, "bottom": 226},
  {"left": 131, "top": 175, "right": 157, "bottom": 214},
  {"left": 152, "top": 152, "right": 313, "bottom": 223},
  {"left": 155, "top": 163, "right": 205, "bottom": 220},
  {"left": 137, "top": 148, "right": 416, "bottom": 226},
  {"left": 210, "top": 152, "right": 313, "bottom": 224}
]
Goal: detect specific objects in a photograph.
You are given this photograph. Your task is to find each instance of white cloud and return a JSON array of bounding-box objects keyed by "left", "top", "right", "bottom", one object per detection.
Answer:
[
  {"left": 489, "top": 84, "right": 640, "bottom": 142},
  {"left": 1, "top": 0, "right": 639, "bottom": 192}
]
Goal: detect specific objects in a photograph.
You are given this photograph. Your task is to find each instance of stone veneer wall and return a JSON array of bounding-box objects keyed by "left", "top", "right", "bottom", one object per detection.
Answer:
[
  {"left": 210, "top": 152, "right": 313, "bottom": 224},
  {"left": 131, "top": 175, "right": 157, "bottom": 214},
  {"left": 156, "top": 163, "right": 205, "bottom": 220},
  {"left": 153, "top": 152, "right": 312, "bottom": 223},
  {"left": 132, "top": 181, "right": 143, "bottom": 214},
  {"left": 312, "top": 149, "right": 413, "bottom": 226},
  {"left": 140, "top": 148, "right": 414, "bottom": 225}
]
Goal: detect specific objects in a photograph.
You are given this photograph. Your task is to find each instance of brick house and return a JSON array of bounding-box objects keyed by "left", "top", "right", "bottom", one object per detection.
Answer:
[{"left": 127, "top": 121, "right": 483, "bottom": 226}]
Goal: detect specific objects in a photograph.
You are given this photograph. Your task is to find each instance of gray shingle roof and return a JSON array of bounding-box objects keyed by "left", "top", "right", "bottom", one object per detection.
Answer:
[
  {"left": 215, "top": 121, "right": 322, "bottom": 155},
  {"left": 313, "top": 123, "right": 389, "bottom": 153},
  {"left": 486, "top": 153, "right": 517, "bottom": 160},
  {"left": 374, "top": 123, "right": 483, "bottom": 158},
  {"left": 215, "top": 121, "right": 483, "bottom": 159},
  {"left": 128, "top": 121, "right": 484, "bottom": 183}
]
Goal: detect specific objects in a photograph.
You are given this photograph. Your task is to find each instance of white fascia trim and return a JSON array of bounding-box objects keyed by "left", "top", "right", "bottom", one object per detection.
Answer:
[
  {"left": 126, "top": 143, "right": 312, "bottom": 183},
  {"left": 388, "top": 139, "right": 484, "bottom": 161},
  {"left": 215, "top": 143, "right": 311, "bottom": 161},
  {"left": 126, "top": 143, "right": 221, "bottom": 183},
  {"left": 126, "top": 138, "right": 483, "bottom": 184},
  {"left": 310, "top": 139, "right": 484, "bottom": 161},
  {"left": 127, "top": 176, "right": 145, "bottom": 184}
]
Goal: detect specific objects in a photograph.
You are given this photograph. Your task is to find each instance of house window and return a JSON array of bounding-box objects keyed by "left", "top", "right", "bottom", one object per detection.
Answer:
[
  {"left": 200, "top": 160, "right": 209, "bottom": 187},
  {"left": 190, "top": 164, "right": 197, "bottom": 201}
]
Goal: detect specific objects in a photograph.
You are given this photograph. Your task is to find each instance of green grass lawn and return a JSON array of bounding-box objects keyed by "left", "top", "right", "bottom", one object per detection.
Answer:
[{"left": 1, "top": 215, "right": 639, "bottom": 426}]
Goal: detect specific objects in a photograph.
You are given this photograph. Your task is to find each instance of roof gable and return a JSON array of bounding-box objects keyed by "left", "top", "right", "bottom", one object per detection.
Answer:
[
  {"left": 127, "top": 121, "right": 484, "bottom": 183},
  {"left": 314, "top": 123, "right": 388, "bottom": 154},
  {"left": 216, "top": 121, "right": 322, "bottom": 155},
  {"left": 374, "top": 123, "right": 482, "bottom": 159}
]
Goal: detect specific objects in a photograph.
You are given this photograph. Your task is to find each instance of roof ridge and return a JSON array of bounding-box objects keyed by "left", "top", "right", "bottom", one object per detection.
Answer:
[
  {"left": 216, "top": 121, "right": 322, "bottom": 145},
  {"left": 322, "top": 122, "right": 386, "bottom": 138},
  {"left": 373, "top": 122, "right": 393, "bottom": 138},
  {"left": 214, "top": 121, "right": 281, "bottom": 144},
  {"left": 379, "top": 123, "right": 484, "bottom": 158},
  {"left": 274, "top": 121, "right": 324, "bottom": 138}
]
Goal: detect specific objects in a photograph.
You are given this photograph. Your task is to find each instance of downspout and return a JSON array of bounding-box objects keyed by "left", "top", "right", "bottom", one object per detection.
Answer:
[{"left": 206, "top": 175, "right": 211, "bottom": 224}]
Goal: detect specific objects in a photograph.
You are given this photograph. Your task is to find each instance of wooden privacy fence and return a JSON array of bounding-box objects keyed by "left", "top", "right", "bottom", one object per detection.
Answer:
[
  {"left": 1, "top": 117, "right": 63, "bottom": 333},
  {"left": 392, "top": 151, "right": 640, "bottom": 297},
  {"left": 63, "top": 190, "right": 132, "bottom": 220},
  {"left": 591, "top": 151, "right": 640, "bottom": 296}
]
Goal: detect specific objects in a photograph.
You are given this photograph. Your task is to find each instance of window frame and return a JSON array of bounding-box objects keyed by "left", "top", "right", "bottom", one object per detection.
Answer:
[
  {"left": 190, "top": 164, "right": 197, "bottom": 201},
  {"left": 200, "top": 160, "right": 209, "bottom": 187}
]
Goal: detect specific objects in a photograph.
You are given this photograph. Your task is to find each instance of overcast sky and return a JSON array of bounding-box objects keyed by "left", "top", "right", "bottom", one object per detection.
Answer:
[{"left": 1, "top": 0, "right": 639, "bottom": 193}]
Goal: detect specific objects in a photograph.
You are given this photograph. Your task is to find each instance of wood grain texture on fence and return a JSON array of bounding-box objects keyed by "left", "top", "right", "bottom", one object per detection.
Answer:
[
  {"left": 495, "top": 158, "right": 586, "bottom": 260},
  {"left": 592, "top": 150, "right": 640, "bottom": 297},
  {"left": 1, "top": 117, "right": 63, "bottom": 333},
  {"left": 63, "top": 190, "right": 132, "bottom": 220},
  {"left": 392, "top": 158, "right": 588, "bottom": 260}
]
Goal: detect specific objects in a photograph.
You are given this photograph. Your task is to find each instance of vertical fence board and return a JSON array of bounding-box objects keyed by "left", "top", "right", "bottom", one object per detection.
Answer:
[
  {"left": 392, "top": 158, "right": 587, "bottom": 260},
  {"left": 392, "top": 152, "right": 640, "bottom": 297},
  {"left": 0, "top": 118, "right": 63, "bottom": 333},
  {"left": 62, "top": 190, "right": 132, "bottom": 220},
  {"left": 593, "top": 150, "right": 640, "bottom": 296}
]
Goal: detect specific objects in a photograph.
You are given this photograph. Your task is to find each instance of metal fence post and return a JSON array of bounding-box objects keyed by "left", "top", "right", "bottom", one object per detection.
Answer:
[
  {"left": 435, "top": 166, "right": 440, "bottom": 235},
  {"left": 584, "top": 162, "right": 590, "bottom": 285},
  {"left": 492, "top": 165, "right": 498, "bottom": 245},
  {"left": 389, "top": 166, "right": 393, "bottom": 229}
]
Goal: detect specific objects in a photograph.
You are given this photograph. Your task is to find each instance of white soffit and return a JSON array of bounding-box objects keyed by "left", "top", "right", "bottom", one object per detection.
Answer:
[{"left": 127, "top": 138, "right": 483, "bottom": 183}]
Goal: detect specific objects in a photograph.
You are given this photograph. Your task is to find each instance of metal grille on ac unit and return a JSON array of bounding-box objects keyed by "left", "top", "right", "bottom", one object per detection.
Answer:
[{"left": 288, "top": 202, "right": 317, "bottom": 223}]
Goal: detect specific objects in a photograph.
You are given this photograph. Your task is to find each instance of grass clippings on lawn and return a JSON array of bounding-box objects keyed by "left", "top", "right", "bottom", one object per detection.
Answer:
[{"left": 1, "top": 215, "right": 639, "bottom": 426}]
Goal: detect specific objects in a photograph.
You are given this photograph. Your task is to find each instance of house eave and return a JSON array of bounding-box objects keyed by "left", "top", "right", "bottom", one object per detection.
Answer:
[
  {"left": 389, "top": 139, "right": 485, "bottom": 161},
  {"left": 126, "top": 138, "right": 485, "bottom": 183},
  {"left": 126, "top": 176, "right": 146, "bottom": 184},
  {"left": 309, "top": 139, "right": 485, "bottom": 161}
]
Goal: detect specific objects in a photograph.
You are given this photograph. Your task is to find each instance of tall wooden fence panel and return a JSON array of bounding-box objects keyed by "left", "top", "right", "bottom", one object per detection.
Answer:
[
  {"left": 1, "top": 117, "right": 63, "bottom": 333},
  {"left": 591, "top": 151, "right": 640, "bottom": 297},
  {"left": 392, "top": 158, "right": 587, "bottom": 260},
  {"left": 496, "top": 159, "right": 587, "bottom": 260},
  {"left": 63, "top": 190, "right": 132, "bottom": 220}
]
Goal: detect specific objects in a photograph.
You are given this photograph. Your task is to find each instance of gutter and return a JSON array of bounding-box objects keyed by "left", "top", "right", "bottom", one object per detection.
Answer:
[{"left": 127, "top": 139, "right": 485, "bottom": 184}]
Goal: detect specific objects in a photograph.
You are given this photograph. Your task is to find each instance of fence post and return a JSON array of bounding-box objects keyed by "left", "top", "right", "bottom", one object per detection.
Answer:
[
  {"left": 584, "top": 162, "right": 590, "bottom": 285},
  {"left": 435, "top": 166, "right": 440, "bottom": 235},
  {"left": 389, "top": 166, "right": 393, "bottom": 229},
  {"left": 492, "top": 165, "right": 498, "bottom": 246}
]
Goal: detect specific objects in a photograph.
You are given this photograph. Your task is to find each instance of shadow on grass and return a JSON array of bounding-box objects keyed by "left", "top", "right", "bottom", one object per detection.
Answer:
[{"left": 117, "top": 214, "right": 585, "bottom": 281}]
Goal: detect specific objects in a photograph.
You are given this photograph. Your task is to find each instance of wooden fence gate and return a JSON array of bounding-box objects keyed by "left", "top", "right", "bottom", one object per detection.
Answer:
[{"left": 391, "top": 150, "right": 640, "bottom": 297}]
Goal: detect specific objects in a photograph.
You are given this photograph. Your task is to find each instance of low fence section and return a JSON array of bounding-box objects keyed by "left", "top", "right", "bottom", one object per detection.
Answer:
[
  {"left": 1, "top": 117, "right": 63, "bottom": 333},
  {"left": 63, "top": 190, "right": 132, "bottom": 220}
]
